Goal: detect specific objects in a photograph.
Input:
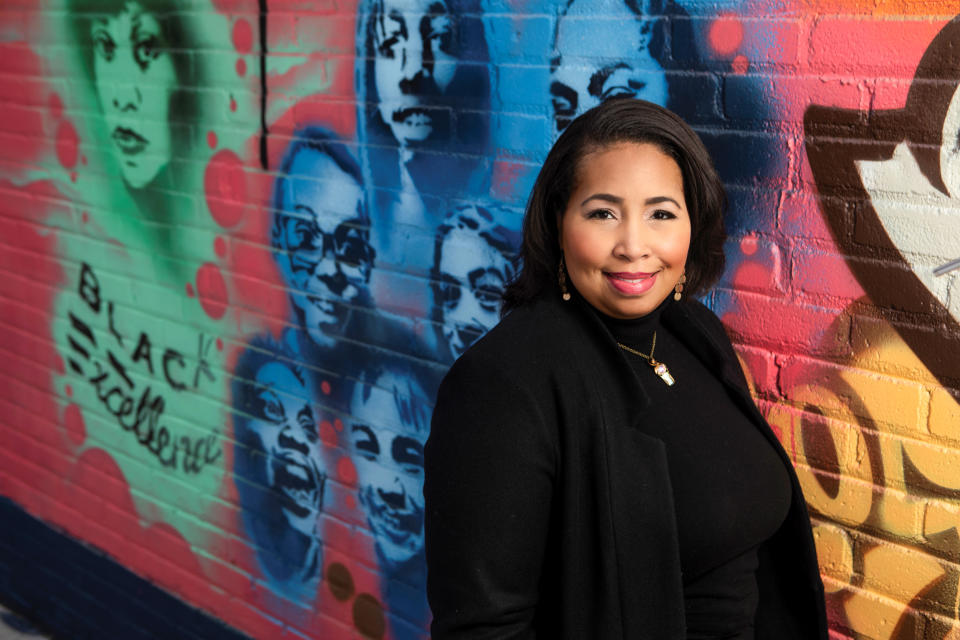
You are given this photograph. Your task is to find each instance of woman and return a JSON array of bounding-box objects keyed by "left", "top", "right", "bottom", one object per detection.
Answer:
[{"left": 424, "top": 99, "right": 827, "bottom": 639}]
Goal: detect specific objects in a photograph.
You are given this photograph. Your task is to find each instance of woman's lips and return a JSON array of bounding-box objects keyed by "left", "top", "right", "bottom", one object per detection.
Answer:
[{"left": 604, "top": 271, "right": 658, "bottom": 295}]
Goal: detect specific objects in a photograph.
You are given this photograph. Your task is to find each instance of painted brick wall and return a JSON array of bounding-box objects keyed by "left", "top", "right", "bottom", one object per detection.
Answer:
[{"left": 0, "top": 1, "right": 958, "bottom": 639}]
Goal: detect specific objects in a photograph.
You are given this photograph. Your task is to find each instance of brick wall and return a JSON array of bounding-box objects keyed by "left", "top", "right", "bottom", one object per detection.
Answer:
[{"left": 0, "top": 0, "right": 958, "bottom": 638}]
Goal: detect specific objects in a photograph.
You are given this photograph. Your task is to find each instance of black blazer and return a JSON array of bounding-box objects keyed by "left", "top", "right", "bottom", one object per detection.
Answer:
[{"left": 424, "top": 293, "right": 828, "bottom": 639}]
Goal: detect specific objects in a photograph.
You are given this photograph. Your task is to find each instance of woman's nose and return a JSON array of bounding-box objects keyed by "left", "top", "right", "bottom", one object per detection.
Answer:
[{"left": 613, "top": 220, "right": 651, "bottom": 261}]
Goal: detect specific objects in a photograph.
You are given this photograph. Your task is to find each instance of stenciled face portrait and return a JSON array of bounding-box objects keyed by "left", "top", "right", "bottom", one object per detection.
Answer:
[
  {"left": 433, "top": 211, "right": 516, "bottom": 359},
  {"left": 90, "top": 1, "right": 176, "bottom": 189},
  {"left": 561, "top": 142, "right": 691, "bottom": 319},
  {"left": 275, "top": 147, "right": 374, "bottom": 349},
  {"left": 550, "top": 0, "right": 668, "bottom": 134},
  {"left": 373, "top": 0, "right": 457, "bottom": 148},
  {"left": 248, "top": 361, "right": 325, "bottom": 540},
  {"left": 349, "top": 371, "right": 430, "bottom": 569}
]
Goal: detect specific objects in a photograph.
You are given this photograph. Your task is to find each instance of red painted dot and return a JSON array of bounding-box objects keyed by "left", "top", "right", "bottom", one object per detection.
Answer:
[
  {"left": 229, "top": 97, "right": 237, "bottom": 112},
  {"left": 740, "top": 234, "right": 759, "bottom": 256},
  {"left": 236, "top": 58, "right": 247, "bottom": 77},
  {"left": 214, "top": 236, "right": 227, "bottom": 258},
  {"left": 232, "top": 19, "right": 254, "bottom": 54},
  {"left": 334, "top": 417, "right": 343, "bottom": 433},
  {"left": 64, "top": 403, "right": 86, "bottom": 446},
  {"left": 65, "top": 384, "right": 73, "bottom": 397},
  {"left": 321, "top": 380, "right": 332, "bottom": 395},
  {"left": 204, "top": 149, "right": 247, "bottom": 228},
  {"left": 195, "top": 262, "right": 228, "bottom": 319},
  {"left": 216, "top": 337, "right": 224, "bottom": 351},
  {"left": 185, "top": 282, "right": 195, "bottom": 297},
  {"left": 708, "top": 14, "right": 743, "bottom": 56},
  {"left": 732, "top": 54, "right": 750, "bottom": 74},
  {"left": 54, "top": 354, "right": 65, "bottom": 374},
  {"left": 70, "top": 171, "right": 77, "bottom": 183},
  {"left": 207, "top": 130, "right": 218, "bottom": 149},
  {"left": 345, "top": 494, "right": 357, "bottom": 510},
  {"left": 81, "top": 154, "right": 88, "bottom": 166},
  {"left": 81, "top": 210, "right": 89, "bottom": 223},
  {"left": 56, "top": 120, "right": 79, "bottom": 168},
  {"left": 337, "top": 456, "right": 357, "bottom": 486},
  {"left": 49, "top": 93, "right": 63, "bottom": 119},
  {"left": 320, "top": 420, "right": 337, "bottom": 448}
]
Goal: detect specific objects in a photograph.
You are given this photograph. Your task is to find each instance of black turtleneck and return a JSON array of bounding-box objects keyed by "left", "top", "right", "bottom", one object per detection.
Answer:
[{"left": 595, "top": 297, "right": 792, "bottom": 640}]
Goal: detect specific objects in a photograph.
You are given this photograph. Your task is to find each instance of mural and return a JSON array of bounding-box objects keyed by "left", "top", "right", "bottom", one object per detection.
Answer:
[{"left": 2, "top": 0, "right": 959, "bottom": 638}]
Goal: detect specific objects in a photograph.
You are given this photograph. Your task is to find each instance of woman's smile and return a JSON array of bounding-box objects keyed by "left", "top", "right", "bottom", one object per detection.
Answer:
[{"left": 604, "top": 270, "right": 660, "bottom": 295}]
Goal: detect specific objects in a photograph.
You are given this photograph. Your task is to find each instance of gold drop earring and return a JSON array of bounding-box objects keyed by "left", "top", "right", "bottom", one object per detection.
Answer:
[
  {"left": 673, "top": 273, "right": 686, "bottom": 301},
  {"left": 558, "top": 255, "right": 571, "bottom": 301}
]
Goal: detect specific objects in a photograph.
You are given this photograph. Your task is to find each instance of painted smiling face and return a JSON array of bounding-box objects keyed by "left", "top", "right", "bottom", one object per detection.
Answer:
[
  {"left": 249, "top": 361, "right": 325, "bottom": 538},
  {"left": 550, "top": 0, "right": 668, "bottom": 135},
  {"left": 372, "top": 0, "right": 457, "bottom": 148},
  {"left": 561, "top": 142, "right": 691, "bottom": 319},
  {"left": 91, "top": 1, "right": 176, "bottom": 189},
  {"left": 349, "top": 370, "right": 430, "bottom": 568},
  {"left": 275, "top": 147, "right": 374, "bottom": 349}
]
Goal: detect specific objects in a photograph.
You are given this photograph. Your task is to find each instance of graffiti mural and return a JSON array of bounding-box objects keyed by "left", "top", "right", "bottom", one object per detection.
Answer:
[
  {"left": 5, "top": 0, "right": 960, "bottom": 638},
  {"left": 791, "top": 14, "right": 960, "bottom": 637}
]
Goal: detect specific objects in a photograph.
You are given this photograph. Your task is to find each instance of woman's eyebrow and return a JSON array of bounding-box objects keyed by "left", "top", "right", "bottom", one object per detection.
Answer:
[
  {"left": 645, "top": 196, "right": 682, "bottom": 208},
  {"left": 580, "top": 193, "right": 623, "bottom": 206}
]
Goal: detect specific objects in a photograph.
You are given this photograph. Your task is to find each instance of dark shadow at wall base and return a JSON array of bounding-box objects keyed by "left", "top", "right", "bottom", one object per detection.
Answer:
[{"left": 0, "top": 497, "right": 251, "bottom": 640}]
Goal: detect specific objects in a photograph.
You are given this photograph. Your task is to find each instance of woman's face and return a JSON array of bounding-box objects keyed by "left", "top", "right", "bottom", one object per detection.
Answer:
[
  {"left": 91, "top": 2, "right": 176, "bottom": 189},
  {"left": 560, "top": 142, "right": 691, "bottom": 319}
]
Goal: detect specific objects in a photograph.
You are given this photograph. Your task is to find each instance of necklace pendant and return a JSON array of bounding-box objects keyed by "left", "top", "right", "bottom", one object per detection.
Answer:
[{"left": 649, "top": 359, "right": 675, "bottom": 386}]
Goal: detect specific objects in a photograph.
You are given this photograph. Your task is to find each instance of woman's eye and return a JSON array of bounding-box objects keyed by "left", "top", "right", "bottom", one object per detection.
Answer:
[
  {"left": 651, "top": 209, "right": 677, "bottom": 220},
  {"left": 586, "top": 208, "right": 615, "bottom": 220}
]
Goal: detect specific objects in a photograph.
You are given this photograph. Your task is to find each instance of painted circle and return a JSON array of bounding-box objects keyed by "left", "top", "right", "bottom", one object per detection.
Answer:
[
  {"left": 319, "top": 420, "right": 337, "bottom": 448},
  {"left": 216, "top": 337, "right": 224, "bottom": 351},
  {"left": 337, "top": 456, "right": 357, "bottom": 485},
  {"left": 236, "top": 58, "right": 247, "bottom": 77},
  {"left": 81, "top": 211, "right": 89, "bottom": 223},
  {"left": 352, "top": 594, "right": 385, "bottom": 639},
  {"left": 204, "top": 149, "right": 247, "bottom": 228},
  {"left": 207, "top": 131, "right": 218, "bottom": 149},
  {"left": 740, "top": 234, "right": 759, "bottom": 256},
  {"left": 334, "top": 417, "right": 343, "bottom": 433},
  {"left": 214, "top": 236, "right": 228, "bottom": 258},
  {"left": 326, "top": 562, "right": 355, "bottom": 602},
  {"left": 708, "top": 15, "right": 743, "bottom": 56},
  {"left": 230, "top": 97, "right": 237, "bottom": 112},
  {"left": 345, "top": 494, "right": 357, "bottom": 510},
  {"left": 65, "top": 384, "right": 73, "bottom": 397},
  {"left": 232, "top": 19, "right": 254, "bottom": 54},
  {"left": 185, "top": 282, "right": 195, "bottom": 297},
  {"left": 321, "top": 380, "right": 332, "bottom": 395},
  {"left": 56, "top": 121, "right": 79, "bottom": 168},
  {"left": 195, "top": 262, "right": 228, "bottom": 319}
]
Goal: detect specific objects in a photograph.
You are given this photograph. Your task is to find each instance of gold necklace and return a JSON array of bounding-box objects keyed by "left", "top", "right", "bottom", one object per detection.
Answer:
[{"left": 617, "top": 331, "right": 676, "bottom": 386}]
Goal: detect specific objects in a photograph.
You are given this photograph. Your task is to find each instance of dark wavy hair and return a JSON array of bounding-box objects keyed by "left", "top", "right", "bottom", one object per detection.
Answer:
[{"left": 502, "top": 98, "right": 726, "bottom": 313}]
